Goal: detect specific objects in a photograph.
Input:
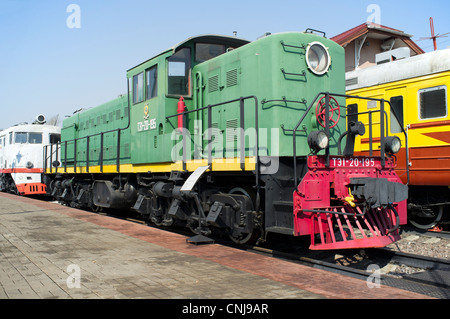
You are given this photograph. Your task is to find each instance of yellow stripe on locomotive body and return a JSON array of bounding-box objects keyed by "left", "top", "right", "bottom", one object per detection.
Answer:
[
  {"left": 346, "top": 48, "right": 450, "bottom": 187},
  {"left": 45, "top": 156, "right": 257, "bottom": 174}
]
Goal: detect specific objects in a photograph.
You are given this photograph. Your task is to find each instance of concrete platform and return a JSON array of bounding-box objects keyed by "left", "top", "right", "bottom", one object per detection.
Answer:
[{"left": 0, "top": 192, "right": 431, "bottom": 301}]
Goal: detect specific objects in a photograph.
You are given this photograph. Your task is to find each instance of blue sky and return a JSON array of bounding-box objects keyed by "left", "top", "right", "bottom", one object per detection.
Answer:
[{"left": 0, "top": 0, "right": 449, "bottom": 129}]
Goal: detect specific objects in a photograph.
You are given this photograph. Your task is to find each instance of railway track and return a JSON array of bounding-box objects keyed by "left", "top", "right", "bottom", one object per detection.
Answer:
[
  {"left": 246, "top": 244, "right": 450, "bottom": 299},
  {"left": 401, "top": 226, "right": 450, "bottom": 240},
  {"left": 50, "top": 199, "right": 450, "bottom": 299}
]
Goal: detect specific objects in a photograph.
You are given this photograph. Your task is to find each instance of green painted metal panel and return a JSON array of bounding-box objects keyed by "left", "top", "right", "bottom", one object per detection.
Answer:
[
  {"left": 61, "top": 94, "right": 130, "bottom": 167},
  {"left": 191, "top": 32, "right": 345, "bottom": 159},
  {"left": 61, "top": 32, "right": 346, "bottom": 170}
]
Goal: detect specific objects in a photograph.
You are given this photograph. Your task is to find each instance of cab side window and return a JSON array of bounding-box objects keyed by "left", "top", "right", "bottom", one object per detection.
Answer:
[
  {"left": 390, "top": 96, "right": 404, "bottom": 133},
  {"left": 133, "top": 72, "right": 144, "bottom": 104},
  {"left": 50, "top": 134, "right": 61, "bottom": 144},
  {"left": 146, "top": 65, "right": 158, "bottom": 99},
  {"left": 168, "top": 48, "right": 191, "bottom": 96},
  {"left": 28, "top": 133, "right": 42, "bottom": 144},
  {"left": 419, "top": 85, "right": 447, "bottom": 119}
]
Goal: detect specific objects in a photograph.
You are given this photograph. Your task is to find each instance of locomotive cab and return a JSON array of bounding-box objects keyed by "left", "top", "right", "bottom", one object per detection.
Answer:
[{"left": 1, "top": 118, "right": 61, "bottom": 195}]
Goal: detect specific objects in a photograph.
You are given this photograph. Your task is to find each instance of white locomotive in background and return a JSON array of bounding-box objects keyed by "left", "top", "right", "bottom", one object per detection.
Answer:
[{"left": 0, "top": 115, "right": 61, "bottom": 195}]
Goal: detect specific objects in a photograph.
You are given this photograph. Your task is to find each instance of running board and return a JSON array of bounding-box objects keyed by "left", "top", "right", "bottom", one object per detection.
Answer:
[{"left": 309, "top": 205, "right": 401, "bottom": 250}]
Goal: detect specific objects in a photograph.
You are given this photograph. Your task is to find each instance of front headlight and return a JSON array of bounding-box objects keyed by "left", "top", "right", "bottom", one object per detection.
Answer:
[
  {"left": 308, "top": 131, "right": 329, "bottom": 152},
  {"left": 385, "top": 136, "right": 401, "bottom": 154},
  {"left": 306, "top": 41, "right": 331, "bottom": 75}
]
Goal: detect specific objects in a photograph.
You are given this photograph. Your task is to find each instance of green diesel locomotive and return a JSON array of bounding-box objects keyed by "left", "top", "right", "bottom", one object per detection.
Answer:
[{"left": 44, "top": 31, "right": 407, "bottom": 249}]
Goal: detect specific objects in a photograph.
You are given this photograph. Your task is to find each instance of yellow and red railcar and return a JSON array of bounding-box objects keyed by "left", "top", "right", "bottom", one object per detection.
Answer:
[{"left": 346, "top": 48, "right": 450, "bottom": 229}]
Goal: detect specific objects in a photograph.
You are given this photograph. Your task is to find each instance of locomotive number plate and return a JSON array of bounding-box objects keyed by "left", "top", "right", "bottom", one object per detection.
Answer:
[{"left": 330, "top": 157, "right": 376, "bottom": 168}]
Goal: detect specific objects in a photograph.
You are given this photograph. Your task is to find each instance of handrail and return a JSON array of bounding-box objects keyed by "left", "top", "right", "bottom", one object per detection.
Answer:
[
  {"left": 44, "top": 127, "right": 123, "bottom": 174},
  {"left": 281, "top": 68, "right": 306, "bottom": 78},
  {"left": 292, "top": 92, "right": 409, "bottom": 190},
  {"left": 43, "top": 143, "right": 60, "bottom": 174},
  {"left": 43, "top": 89, "right": 131, "bottom": 175},
  {"left": 165, "top": 95, "right": 260, "bottom": 189},
  {"left": 45, "top": 96, "right": 259, "bottom": 181}
]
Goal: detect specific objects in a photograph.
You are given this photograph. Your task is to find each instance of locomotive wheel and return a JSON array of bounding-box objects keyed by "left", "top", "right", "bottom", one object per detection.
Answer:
[
  {"left": 227, "top": 187, "right": 260, "bottom": 245},
  {"left": 409, "top": 205, "right": 443, "bottom": 230},
  {"left": 91, "top": 204, "right": 103, "bottom": 213}
]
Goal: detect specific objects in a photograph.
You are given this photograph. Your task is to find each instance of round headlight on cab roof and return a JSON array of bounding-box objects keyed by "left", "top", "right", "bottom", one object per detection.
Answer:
[{"left": 306, "top": 41, "right": 331, "bottom": 75}]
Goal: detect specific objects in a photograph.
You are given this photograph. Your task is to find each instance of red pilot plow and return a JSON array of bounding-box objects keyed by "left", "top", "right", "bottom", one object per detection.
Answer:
[
  {"left": 307, "top": 205, "right": 401, "bottom": 250},
  {"left": 293, "top": 155, "right": 408, "bottom": 250}
]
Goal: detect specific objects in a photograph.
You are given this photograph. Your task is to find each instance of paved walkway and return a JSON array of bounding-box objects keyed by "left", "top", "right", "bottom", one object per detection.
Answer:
[{"left": 0, "top": 193, "right": 430, "bottom": 300}]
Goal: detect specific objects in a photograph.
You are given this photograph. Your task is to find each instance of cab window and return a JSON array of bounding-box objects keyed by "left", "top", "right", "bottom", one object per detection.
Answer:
[
  {"left": 146, "top": 65, "right": 158, "bottom": 99},
  {"left": 195, "top": 43, "right": 226, "bottom": 62},
  {"left": 390, "top": 96, "right": 404, "bottom": 133},
  {"left": 419, "top": 85, "right": 447, "bottom": 119},
  {"left": 50, "top": 133, "right": 61, "bottom": 144},
  {"left": 168, "top": 48, "right": 191, "bottom": 96},
  {"left": 28, "top": 133, "right": 42, "bottom": 144},
  {"left": 133, "top": 72, "right": 144, "bottom": 104},
  {"left": 15, "top": 132, "right": 27, "bottom": 144}
]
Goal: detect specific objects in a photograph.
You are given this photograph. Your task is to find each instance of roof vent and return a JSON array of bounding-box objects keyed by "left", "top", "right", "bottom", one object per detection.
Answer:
[
  {"left": 375, "top": 47, "right": 410, "bottom": 65},
  {"left": 346, "top": 77, "right": 358, "bottom": 86}
]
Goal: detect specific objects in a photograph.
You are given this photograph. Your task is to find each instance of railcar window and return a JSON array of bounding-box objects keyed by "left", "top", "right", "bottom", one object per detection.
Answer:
[
  {"left": 133, "top": 72, "right": 144, "bottom": 104},
  {"left": 195, "top": 43, "right": 226, "bottom": 62},
  {"left": 15, "top": 132, "right": 27, "bottom": 144},
  {"left": 168, "top": 48, "right": 191, "bottom": 96},
  {"left": 50, "top": 134, "right": 61, "bottom": 144},
  {"left": 390, "top": 96, "right": 404, "bottom": 133},
  {"left": 28, "top": 133, "right": 42, "bottom": 144},
  {"left": 419, "top": 86, "right": 447, "bottom": 119},
  {"left": 146, "top": 65, "right": 158, "bottom": 99}
]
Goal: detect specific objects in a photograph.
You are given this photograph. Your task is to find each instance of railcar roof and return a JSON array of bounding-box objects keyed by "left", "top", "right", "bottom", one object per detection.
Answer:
[
  {"left": 0, "top": 123, "right": 61, "bottom": 134},
  {"left": 170, "top": 34, "right": 250, "bottom": 52},
  {"left": 127, "top": 34, "right": 250, "bottom": 73},
  {"left": 346, "top": 48, "right": 450, "bottom": 90}
]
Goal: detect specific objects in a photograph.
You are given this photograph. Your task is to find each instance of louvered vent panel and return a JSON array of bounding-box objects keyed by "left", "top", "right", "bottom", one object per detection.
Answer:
[
  {"left": 346, "top": 77, "right": 358, "bottom": 86},
  {"left": 124, "top": 143, "right": 130, "bottom": 156},
  {"left": 226, "top": 69, "right": 238, "bottom": 87},
  {"left": 226, "top": 119, "right": 238, "bottom": 143},
  {"left": 208, "top": 75, "right": 219, "bottom": 92}
]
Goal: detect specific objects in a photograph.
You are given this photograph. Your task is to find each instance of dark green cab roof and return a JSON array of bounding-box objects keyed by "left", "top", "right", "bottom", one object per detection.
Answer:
[{"left": 127, "top": 34, "right": 250, "bottom": 73}]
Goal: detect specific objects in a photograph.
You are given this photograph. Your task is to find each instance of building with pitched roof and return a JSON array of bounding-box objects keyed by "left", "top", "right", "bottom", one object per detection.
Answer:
[{"left": 331, "top": 22, "right": 424, "bottom": 71}]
